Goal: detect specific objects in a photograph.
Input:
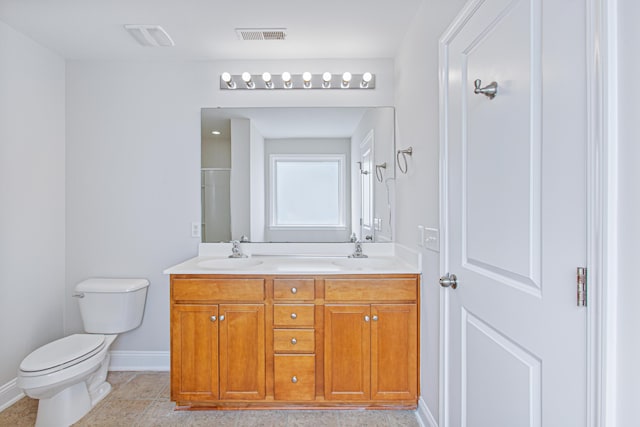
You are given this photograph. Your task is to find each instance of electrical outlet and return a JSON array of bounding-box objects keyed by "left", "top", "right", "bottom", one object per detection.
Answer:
[
  {"left": 417, "top": 225, "right": 425, "bottom": 247},
  {"left": 191, "top": 222, "right": 201, "bottom": 238}
]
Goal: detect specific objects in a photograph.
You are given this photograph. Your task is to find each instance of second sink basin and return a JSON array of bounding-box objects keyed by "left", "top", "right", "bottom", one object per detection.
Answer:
[
  {"left": 332, "top": 257, "right": 398, "bottom": 270},
  {"left": 197, "top": 258, "right": 263, "bottom": 270}
]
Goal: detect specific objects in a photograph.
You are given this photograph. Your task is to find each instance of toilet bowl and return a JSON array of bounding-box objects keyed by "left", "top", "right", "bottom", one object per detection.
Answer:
[{"left": 17, "top": 278, "right": 149, "bottom": 427}]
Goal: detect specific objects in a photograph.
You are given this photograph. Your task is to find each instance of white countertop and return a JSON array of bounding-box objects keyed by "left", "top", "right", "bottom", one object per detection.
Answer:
[{"left": 163, "top": 243, "right": 421, "bottom": 275}]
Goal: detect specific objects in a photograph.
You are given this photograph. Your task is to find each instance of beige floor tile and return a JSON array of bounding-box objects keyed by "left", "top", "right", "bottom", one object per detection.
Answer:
[
  {"left": 235, "top": 410, "right": 289, "bottom": 427},
  {"left": 73, "top": 398, "right": 153, "bottom": 426},
  {"left": 109, "top": 372, "right": 168, "bottom": 400},
  {"left": 138, "top": 400, "right": 238, "bottom": 427},
  {"left": 288, "top": 409, "right": 341, "bottom": 426},
  {"left": 386, "top": 410, "right": 420, "bottom": 427},
  {"left": 0, "top": 397, "right": 38, "bottom": 427},
  {"left": 339, "top": 410, "right": 392, "bottom": 427}
]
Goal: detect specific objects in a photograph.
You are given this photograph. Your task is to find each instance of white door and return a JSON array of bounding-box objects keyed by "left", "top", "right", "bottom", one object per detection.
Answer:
[
  {"left": 360, "top": 131, "right": 374, "bottom": 241},
  {"left": 440, "top": 0, "right": 587, "bottom": 426}
]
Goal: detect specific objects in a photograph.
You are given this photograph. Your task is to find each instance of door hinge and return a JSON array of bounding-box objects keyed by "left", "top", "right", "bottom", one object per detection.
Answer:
[{"left": 577, "top": 267, "right": 587, "bottom": 307}]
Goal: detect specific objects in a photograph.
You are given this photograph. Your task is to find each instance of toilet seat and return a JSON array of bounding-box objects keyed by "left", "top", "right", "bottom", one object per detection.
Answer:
[{"left": 19, "top": 334, "right": 106, "bottom": 376}]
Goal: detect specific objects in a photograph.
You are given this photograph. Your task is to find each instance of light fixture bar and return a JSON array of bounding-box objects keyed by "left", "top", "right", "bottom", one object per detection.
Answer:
[{"left": 219, "top": 72, "right": 375, "bottom": 90}]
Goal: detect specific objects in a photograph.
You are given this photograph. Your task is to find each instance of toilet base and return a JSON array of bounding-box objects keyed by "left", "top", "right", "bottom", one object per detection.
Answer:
[{"left": 35, "top": 381, "right": 92, "bottom": 427}]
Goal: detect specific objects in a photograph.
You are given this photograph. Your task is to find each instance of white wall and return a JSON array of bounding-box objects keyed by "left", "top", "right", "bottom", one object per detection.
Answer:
[
  {"left": 64, "top": 59, "right": 394, "bottom": 352},
  {"left": 0, "top": 21, "right": 66, "bottom": 389},
  {"left": 393, "top": 0, "right": 468, "bottom": 420},
  {"left": 615, "top": 0, "right": 640, "bottom": 424}
]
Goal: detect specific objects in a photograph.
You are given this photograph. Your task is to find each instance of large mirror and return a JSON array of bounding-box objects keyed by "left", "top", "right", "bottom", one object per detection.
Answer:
[{"left": 201, "top": 107, "right": 395, "bottom": 243}]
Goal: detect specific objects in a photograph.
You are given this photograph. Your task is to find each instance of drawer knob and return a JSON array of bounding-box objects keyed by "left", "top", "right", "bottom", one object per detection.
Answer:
[
  {"left": 219, "top": 315, "right": 225, "bottom": 321},
  {"left": 372, "top": 315, "right": 379, "bottom": 321},
  {"left": 364, "top": 315, "right": 370, "bottom": 322},
  {"left": 210, "top": 316, "right": 217, "bottom": 322},
  {"left": 291, "top": 376, "right": 298, "bottom": 384},
  {"left": 291, "top": 287, "right": 297, "bottom": 294},
  {"left": 290, "top": 313, "right": 297, "bottom": 319},
  {"left": 291, "top": 337, "right": 297, "bottom": 345}
]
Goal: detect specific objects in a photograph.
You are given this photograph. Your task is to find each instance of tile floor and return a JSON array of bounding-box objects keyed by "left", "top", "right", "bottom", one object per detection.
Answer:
[{"left": 0, "top": 372, "right": 420, "bottom": 426}]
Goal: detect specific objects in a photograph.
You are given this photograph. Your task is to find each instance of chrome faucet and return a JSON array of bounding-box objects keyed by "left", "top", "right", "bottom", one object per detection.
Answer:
[
  {"left": 229, "top": 240, "right": 248, "bottom": 258},
  {"left": 348, "top": 240, "right": 368, "bottom": 258}
]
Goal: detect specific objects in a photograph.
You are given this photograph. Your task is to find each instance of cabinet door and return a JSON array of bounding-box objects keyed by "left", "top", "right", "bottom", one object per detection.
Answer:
[
  {"left": 171, "top": 304, "right": 218, "bottom": 401},
  {"left": 324, "top": 304, "right": 370, "bottom": 400},
  {"left": 219, "top": 304, "right": 265, "bottom": 400},
  {"left": 371, "top": 304, "right": 418, "bottom": 400}
]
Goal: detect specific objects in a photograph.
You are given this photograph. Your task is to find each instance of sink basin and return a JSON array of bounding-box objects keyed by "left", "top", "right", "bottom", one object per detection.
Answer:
[
  {"left": 197, "top": 258, "right": 263, "bottom": 270},
  {"left": 332, "top": 257, "right": 398, "bottom": 270}
]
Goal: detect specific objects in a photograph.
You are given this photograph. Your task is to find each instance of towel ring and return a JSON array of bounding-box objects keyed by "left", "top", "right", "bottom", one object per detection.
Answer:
[
  {"left": 397, "top": 147, "right": 413, "bottom": 174},
  {"left": 375, "top": 162, "right": 387, "bottom": 182}
]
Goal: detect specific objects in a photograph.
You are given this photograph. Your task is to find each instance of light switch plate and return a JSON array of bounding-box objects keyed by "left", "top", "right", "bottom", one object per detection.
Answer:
[
  {"left": 424, "top": 228, "right": 439, "bottom": 252},
  {"left": 191, "top": 222, "right": 201, "bottom": 238}
]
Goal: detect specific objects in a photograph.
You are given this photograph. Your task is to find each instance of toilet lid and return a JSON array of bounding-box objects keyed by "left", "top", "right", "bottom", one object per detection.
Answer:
[{"left": 20, "top": 334, "right": 106, "bottom": 373}]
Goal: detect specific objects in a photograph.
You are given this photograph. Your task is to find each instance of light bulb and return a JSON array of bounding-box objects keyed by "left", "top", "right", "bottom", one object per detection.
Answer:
[
  {"left": 361, "top": 72, "right": 372, "bottom": 88},
  {"left": 302, "top": 71, "right": 312, "bottom": 88},
  {"left": 281, "top": 71, "right": 292, "bottom": 88},
  {"left": 221, "top": 72, "right": 236, "bottom": 89},
  {"left": 262, "top": 72, "right": 273, "bottom": 88},
  {"left": 241, "top": 72, "right": 254, "bottom": 89},
  {"left": 322, "top": 72, "right": 332, "bottom": 88},
  {"left": 342, "top": 72, "right": 352, "bottom": 88}
]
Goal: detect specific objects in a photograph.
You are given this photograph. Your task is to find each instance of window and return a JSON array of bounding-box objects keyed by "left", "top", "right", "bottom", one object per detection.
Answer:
[{"left": 269, "top": 154, "right": 346, "bottom": 229}]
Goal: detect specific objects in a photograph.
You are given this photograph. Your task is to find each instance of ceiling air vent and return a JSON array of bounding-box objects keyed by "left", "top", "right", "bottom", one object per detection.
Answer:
[
  {"left": 124, "top": 25, "right": 175, "bottom": 47},
  {"left": 235, "top": 28, "right": 287, "bottom": 41}
]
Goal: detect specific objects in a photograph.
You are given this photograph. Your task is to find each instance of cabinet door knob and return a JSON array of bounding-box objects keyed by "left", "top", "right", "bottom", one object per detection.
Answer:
[
  {"left": 291, "top": 337, "right": 297, "bottom": 345},
  {"left": 210, "top": 316, "right": 217, "bottom": 322},
  {"left": 291, "top": 287, "right": 297, "bottom": 294},
  {"left": 290, "top": 313, "right": 297, "bottom": 319},
  {"left": 364, "top": 315, "right": 370, "bottom": 322},
  {"left": 219, "top": 315, "right": 225, "bottom": 321},
  {"left": 372, "top": 315, "right": 378, "bottom": 321},
  {"left": 291, "top": 376, "right": 298, "bottom": 384}
]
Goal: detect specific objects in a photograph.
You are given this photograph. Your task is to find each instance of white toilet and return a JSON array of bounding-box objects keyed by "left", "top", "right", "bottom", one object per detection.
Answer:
[{"left": 17, "top": 278, "right": 150, "bottom": 427}]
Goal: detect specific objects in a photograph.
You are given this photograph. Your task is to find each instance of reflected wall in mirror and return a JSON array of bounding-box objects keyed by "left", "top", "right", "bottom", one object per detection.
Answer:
[{"left": 201, "top": 107, "right": 395, "bottom": 243}]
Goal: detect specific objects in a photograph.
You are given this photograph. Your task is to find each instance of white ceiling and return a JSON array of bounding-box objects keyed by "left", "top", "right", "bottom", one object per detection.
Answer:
[{"left": 0, "top": 0, "right": 424, "bottom": 60}]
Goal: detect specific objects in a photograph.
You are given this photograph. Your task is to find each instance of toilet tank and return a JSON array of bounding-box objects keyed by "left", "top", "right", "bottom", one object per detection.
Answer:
[{"left": 75, "top": 278, "right": 150, "bottom": 334}]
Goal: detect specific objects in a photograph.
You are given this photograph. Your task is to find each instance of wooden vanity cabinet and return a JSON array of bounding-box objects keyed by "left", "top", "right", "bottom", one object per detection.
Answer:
[
  {"left": 170, "top": 278, "right": 265, "bottom": 404},
  {"left": 324, "top": 278, "right": 418, "bottom": 402},
  {"left": 170, "top": 274, "right": 419, "bottom": 409}
]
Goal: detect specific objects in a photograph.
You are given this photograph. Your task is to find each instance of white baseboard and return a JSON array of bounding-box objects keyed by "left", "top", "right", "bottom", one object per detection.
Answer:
[
  {"left": 416, "top": 397, "right": 438, "bottom": 427},
  {"left": 0, "top": 378, "right": 24, "bottom": 412},
  {"left": 108, "top": 351, "right": 170, "bottom": 372}
]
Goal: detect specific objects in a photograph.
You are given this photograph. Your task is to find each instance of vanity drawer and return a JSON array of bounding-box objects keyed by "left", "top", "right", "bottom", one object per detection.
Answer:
[
  {"left": 324, "top": 278, "right": 417, "bottom": 301},
  {"left": 274, "top": 355, "right": 316, "bottom": 401},
  {"left": 273, "top": 329, "right": 315, "bottom": 353},
  {"left": 273, "top": 304, "right": 315, "bottom": 327},
  {"left": 172, "top": 278, "right": 265, "bottom": 302},
  {"left": 273, "top": 279, "right": 315, "bottom": 300}
]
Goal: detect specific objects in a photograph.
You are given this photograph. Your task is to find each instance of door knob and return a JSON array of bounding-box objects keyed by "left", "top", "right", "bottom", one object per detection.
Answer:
[{"left": 439, "top": 273, "right": 458, "bottom": 289}]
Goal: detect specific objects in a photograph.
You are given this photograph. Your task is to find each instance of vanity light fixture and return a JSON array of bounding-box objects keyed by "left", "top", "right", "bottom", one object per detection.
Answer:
[
  {"left": 219, "top": 71, "right": 375, "bottom": 90},
  {"left": 211, "top": 130, "right": 221, "bottom": 135}
]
